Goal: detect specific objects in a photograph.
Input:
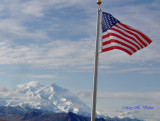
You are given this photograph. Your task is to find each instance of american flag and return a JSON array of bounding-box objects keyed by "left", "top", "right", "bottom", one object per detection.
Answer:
[{"left": 101, "top": 12, "right": 152, "bottom": 55}]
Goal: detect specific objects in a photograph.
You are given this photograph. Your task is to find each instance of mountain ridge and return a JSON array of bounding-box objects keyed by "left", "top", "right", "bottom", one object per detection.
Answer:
[{"left": 0, "top": 106, "right": 142, "bottom": 121}]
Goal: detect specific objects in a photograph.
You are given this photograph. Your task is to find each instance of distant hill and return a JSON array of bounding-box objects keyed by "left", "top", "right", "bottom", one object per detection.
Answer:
[{"left": 0, "top": 106, "right": 142, "bottom": 121}]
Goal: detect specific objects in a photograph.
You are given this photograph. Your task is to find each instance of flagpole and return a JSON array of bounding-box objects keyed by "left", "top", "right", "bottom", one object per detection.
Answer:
[{"left": 91, "top": 1, "right": 102, "bottom": 121}]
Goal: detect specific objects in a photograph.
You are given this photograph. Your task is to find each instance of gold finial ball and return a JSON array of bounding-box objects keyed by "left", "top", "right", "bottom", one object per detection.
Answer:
[{"left": 97, "top": 0, "right": 102, "bottom": 5}]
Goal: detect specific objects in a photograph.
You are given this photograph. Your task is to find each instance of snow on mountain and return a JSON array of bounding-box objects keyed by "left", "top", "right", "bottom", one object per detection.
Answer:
[
  {"left": 117, "top": 110, "right": 160, "bottom": 121},
  {"left": 0, "top": 81, "right": 91, "bottom": 117}
]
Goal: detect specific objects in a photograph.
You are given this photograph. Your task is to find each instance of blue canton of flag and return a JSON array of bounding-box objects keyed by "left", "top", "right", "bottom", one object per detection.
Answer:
[{"left": 102, "top": 12, "right": 120, "bottom": 32}]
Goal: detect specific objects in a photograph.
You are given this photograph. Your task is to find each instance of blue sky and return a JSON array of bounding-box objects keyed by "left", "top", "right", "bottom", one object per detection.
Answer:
[{"left": 0, "top": 0, "right": 160, "bottom": 120}]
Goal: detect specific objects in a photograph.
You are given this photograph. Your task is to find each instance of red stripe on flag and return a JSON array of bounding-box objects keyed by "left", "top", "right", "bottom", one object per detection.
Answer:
[
  {"left": 119, "top": 23, "right": 152, "bottom": 44},
  {"left": 110, "top": 27, "right": 143, "bottom": 48},
  {"left": 101, "top": 12, "right": 152, "bottom": 55},
  {"left": 102, "top": 39, "right": 137, "bottom": 53},
  {"left": 115, "top": 24, "right": 147, "bottom": 47},
  {"left": 102, "top": 33, "right": 141, "bottom": 50},
  {"left": 102, "top": 46, "right": 133, "bottom": 55}
]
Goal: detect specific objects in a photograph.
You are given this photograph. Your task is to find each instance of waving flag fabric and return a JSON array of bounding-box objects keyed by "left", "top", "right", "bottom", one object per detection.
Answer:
[{"left": 101, "top": 12, "right": 152, "bottom": 55}]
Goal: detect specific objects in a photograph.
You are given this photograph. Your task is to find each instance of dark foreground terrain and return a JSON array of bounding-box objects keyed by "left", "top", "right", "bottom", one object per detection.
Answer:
[{"left": 0, "top": 106, "right": 142, "bottom": 121}]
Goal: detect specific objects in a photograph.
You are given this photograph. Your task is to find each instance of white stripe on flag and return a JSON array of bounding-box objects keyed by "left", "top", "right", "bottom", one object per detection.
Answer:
[
  {"left": 117, "top": 23, "right": 150, "bottom": 46},
  {"left": 102, "top": 42, "right": 134, "bottom": 54},
  {"left": 102, "top": 35, "right": 139, "bottom": 51},
  {"left": 102, "top": 30, "right": 142, "bottom": 49},
  {"left": 112, "top": 25, "right": 145, "bottom": 48}
]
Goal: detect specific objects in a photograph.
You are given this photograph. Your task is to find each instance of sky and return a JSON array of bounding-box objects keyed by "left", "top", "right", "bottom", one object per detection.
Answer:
[{"left": 0, "top": 0, "right": 160, "bottom": 120}]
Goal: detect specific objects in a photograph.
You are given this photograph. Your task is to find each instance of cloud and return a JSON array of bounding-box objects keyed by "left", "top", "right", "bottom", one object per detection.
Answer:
[
  {"left": 0, "top": 0, "right": 96, "bottom": 72},
  {"left": 99, "top": 67, "right": 160, "bottom": 74},
  {"left": 21, "top": 1, "right": 45, "bottom": 17},
  {"left": 75, "top": 89, "right": 160, "bottom": 121},
  {"left": 0, "top": 0, "right": 94, "bottom": 42},
  {"left": 0, "top": 0, "right": 159, "bottom": 74},
  {"left": 28, "top": 74, "right": 57, "bottom": 79},
  {"left": 117, "top": 108, "right": 160, "bottom": 121},
  {"left": 75, "top": 90, "right": 160, "bottom": 102},
  {"left": 0, "top": 85, "right": 9, "bottom": 92},
  {"left": 0, "top": 0, "right": 93, "bottom": 18},
  {"left": 0, "top": 38, "right": 159, "bottom": 73},
  {"left": 0, "top": 85, "right": 16, "bottom": 98},
  {"left": 0, "top": 39, "right": 95, "bottom": 70},
  {"left": 24, "top": 74, "right": 57, "bottom": 80},
  {"left": 97, "top": 92, "right": 160, "bottom": 102}
]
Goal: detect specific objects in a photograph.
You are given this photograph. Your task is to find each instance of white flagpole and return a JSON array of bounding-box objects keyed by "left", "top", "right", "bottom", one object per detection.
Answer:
[{"left": 91, "top": 1, "right": 102, "bottom": 121}]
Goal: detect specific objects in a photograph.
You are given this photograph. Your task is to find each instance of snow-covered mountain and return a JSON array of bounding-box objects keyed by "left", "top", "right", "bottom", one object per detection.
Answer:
[{"left": 0, "top": 81, "right": 91, "bottom": 117}]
